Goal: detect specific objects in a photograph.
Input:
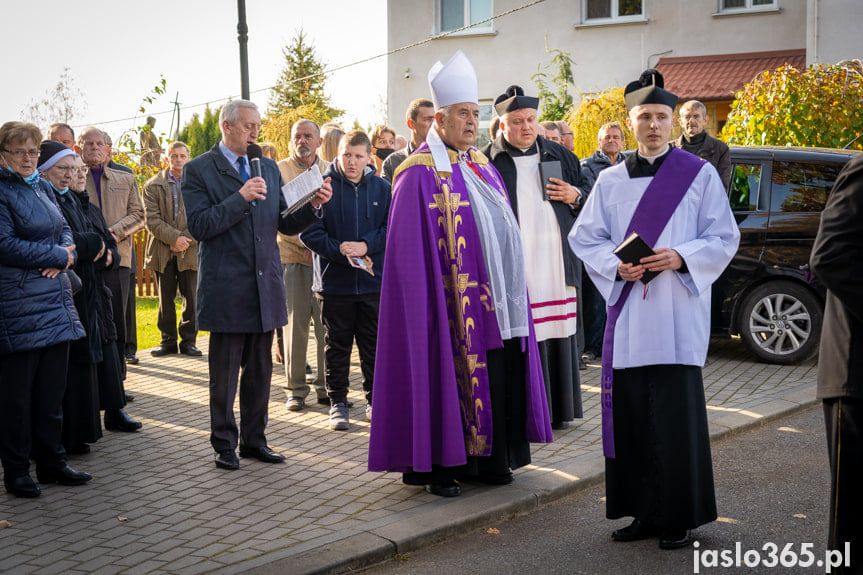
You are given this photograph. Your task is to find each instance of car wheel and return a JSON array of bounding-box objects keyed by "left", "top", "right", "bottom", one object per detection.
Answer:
[{"left": 738, "top": 280, "right": 822, "bottom": 365}]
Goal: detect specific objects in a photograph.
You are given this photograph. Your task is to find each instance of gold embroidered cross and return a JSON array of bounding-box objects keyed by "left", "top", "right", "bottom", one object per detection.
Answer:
[{"left": 429, "top": 183, "right": 470, "bottom": 261}]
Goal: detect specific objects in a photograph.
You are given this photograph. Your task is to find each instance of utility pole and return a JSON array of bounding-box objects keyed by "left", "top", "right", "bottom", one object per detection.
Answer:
[
  {"left": 169, "top": 92, "right": 181, "bottom": 141},
  {"left": 237, "top": 0, "right": 250, "bottom": 100}
]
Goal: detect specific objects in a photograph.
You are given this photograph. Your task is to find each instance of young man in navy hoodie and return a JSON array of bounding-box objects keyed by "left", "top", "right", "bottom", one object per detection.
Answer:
[{"left": 300, "top": 130, "right": 390, "bottom": 431}]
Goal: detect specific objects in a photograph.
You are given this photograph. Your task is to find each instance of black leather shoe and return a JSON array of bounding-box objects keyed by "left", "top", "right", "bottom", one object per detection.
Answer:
[
  {"left": 104, "top": 409, "right": 142, "bottom": 432},
  {"left": 125, "top": 354, "right": 139, "bottom": 365},
  {"left": 425, "top": 481, "right": 461, "bottom": 497},
  {"left": 36, "top": 465, "right": 92, "bottom": 486},
  {"left": 612, "top": 519, "right": 660, "bottom": 542},
  {"left": 551, "top": 420, "right": 570, "bottom": 430},
  {"left": 124, "top": 392, "right": 134, "bottom": 403},
  {"left": 179, "top": 345, "right": 203, "bottom": 357},
  {"left": 150, "top": 344, "right": 178, "bottom": 357},
  {"left": 4, "top": 475, "right": 40, "bottom": 498},
  {"left": 239, "top": 445, "right": 286, "bottom": 463},
  {"left": 659, "top": 530, "right": 692, "bottom": 550},
  {"left": 215, "top": 450, "right": 239, "bottom": 470},
  {"left": 64, "top": 443, "right": 91, "bottom": 455},
  {"left": 578, "top": 359, "right": 587, "bottom": 371}
]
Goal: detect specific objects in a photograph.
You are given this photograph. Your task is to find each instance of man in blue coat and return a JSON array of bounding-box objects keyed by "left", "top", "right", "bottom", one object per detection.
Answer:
[{"left": 182, "top": 100, "right": 332, "bottom": 470}]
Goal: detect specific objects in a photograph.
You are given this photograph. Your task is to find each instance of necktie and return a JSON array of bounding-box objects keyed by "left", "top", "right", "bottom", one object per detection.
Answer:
[{"left": 237, "top": 156, "right": 250, "bottom": 182}]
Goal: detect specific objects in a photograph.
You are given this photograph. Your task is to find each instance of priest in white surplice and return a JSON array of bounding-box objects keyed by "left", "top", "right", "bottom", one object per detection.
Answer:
[
  {"left": 483, "top": 86, "right": 591, "bottom": 430},
  {"left": 568, "top": 69, "right": 740, "bottom": 550}
]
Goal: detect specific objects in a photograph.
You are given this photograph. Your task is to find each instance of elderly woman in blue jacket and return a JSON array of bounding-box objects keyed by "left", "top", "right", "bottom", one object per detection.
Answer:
[{"left": 0, "top": 122, "right": 90, "bottom": 498}]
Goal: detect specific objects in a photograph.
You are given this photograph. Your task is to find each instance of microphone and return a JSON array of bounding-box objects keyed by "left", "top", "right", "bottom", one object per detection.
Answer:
[{"left": 247, "top": 144, "right": 263, "bottom": 179}]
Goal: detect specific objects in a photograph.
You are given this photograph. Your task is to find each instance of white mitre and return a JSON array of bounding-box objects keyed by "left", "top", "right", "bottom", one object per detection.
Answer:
[
  {"left": 427, "top": 50, "right": 479, "bottom": 171},
  {"left": 428, "top": 50, "right": 479, "bottom": 110}
]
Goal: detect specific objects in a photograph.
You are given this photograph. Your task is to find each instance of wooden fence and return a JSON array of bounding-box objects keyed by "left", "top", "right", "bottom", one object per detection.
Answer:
[{"left": 133, "top": 230, "right": 159, "bottom": 297}]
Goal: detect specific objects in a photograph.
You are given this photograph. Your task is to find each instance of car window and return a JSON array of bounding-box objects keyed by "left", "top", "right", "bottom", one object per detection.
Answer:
[
  {"left": 728, "top": 163, "right": 762, "bottom": 211},
  {"left": 770, "top": 161, "right": 843, "bottom": 213}
]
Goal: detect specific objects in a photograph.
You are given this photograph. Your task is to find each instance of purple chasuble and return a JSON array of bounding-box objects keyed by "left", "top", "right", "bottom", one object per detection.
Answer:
[
  {"left": 369, "top": 144, "right": 552, "bottom": 473},
  {"left": 600, "top": 148, "right": 705, "bottom": 458}
]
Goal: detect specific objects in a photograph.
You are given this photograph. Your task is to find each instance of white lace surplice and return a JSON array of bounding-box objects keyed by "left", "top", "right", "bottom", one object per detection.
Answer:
[{"left": 513, "top": 155, "right": 577, "bottom": 342}]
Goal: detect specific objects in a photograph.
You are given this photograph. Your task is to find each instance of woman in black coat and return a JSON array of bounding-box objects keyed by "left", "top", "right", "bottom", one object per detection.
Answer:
[
  {"left": 0, "top": 123, "right": 90, "bottom": 498},
  {"left": 39, "top": 142, "right": 120, "bottom": 453}
]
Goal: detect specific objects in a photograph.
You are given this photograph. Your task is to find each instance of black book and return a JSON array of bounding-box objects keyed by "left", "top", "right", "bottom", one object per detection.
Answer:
[
  {"left": 614, "top": 231, "right": 660, "bottom": 284},
  {"left": 539, "top": 160, "right": 562, "bottom": 201}
]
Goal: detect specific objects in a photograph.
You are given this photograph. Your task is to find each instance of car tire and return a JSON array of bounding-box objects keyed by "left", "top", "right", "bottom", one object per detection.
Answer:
[{"left": 737, "top": 280, "right": 823, "bottom": 365}]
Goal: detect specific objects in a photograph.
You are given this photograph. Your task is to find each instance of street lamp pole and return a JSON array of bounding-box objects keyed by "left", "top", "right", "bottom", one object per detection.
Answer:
[{"left": 237, "top": 0, "right": 250, "bottom": 100}]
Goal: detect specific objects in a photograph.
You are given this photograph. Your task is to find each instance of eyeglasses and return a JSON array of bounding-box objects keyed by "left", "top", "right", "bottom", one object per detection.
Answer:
[
  {"left": 51, "top": 166, "right": 76, "bottom": 173},
  {"left": 2, "top": 149, "right": 40, "bottom": 159},
  {"left": 560, "top": 132, "right": 573, "bottom": 137}
]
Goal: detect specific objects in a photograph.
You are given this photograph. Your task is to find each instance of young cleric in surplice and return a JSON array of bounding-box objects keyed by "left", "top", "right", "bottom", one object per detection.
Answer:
[{"left": 568, "top": 69, "right": 740, "bottom": 549}]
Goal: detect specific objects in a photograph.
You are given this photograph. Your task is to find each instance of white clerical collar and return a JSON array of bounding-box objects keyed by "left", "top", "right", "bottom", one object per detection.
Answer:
[{"left": 637, "top": 144, "right": 671, "bottom": 165}]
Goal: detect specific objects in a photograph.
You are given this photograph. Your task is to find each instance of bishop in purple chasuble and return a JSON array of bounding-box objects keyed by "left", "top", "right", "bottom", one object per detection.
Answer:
[{"left": 368, "top": 144, "right": 552, "bottom": 474}]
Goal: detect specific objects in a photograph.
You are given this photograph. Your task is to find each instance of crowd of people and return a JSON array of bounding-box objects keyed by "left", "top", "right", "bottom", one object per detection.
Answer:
[{"left": 2, "top": 48, "right": 859, "bottom": 570}]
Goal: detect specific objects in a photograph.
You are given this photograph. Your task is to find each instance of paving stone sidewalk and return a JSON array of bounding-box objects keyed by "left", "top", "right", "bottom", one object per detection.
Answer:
[{"left": 0, "top": 337, "right": 818, "bottom": 575}]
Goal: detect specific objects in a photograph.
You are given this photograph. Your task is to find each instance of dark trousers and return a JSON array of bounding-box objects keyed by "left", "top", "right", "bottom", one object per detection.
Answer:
[
  {"left": 0, "top": 342, "right": 69, "bottom": 477},
  {"left": 582, "top": 274, "right": 606, "bottom": 356},
  {"left": 103, "top": 266, "right": 131, "bottom": 377},
  {"left": 156, "top": 258, "right": 197, "bottom": 348},
  {"left": 208, "top": 331, "right": 274, "bottom": 453},
  {"left": 320, "top": 295, "right": 379, "bottom": 405},
  {"left": 125, "top": 248, "right": 137, "bottom": 356},
  {"left": 824, "top": 398, "right": 863, "bottom": 574}
]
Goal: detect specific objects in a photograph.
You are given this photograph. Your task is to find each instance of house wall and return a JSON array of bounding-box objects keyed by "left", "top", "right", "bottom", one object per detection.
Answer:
[
  {"left": 387, "top": 0, "right": 808, "bottom": 130},
  {"left": 807, "top": 0, "right": 863, "bottom": 65}
]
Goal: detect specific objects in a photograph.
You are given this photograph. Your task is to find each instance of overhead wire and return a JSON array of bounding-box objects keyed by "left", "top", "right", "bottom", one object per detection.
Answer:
[{"left": 72, "top": 0, "right": 547, "bottom": 129}]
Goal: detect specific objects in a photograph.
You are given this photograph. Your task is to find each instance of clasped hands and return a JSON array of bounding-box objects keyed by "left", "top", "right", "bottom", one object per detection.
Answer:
[
  {"left": 41, "top": 244, "right": 76, "bottom": 279},
  {"left": 171, "top": 236, "right": 192, "bottom": 252},
  {"left": 618, "top": 248, "right": 683, "bottom": 282},
  {"left": 340, "top": 241, "right": 367, "bottom": 258}
]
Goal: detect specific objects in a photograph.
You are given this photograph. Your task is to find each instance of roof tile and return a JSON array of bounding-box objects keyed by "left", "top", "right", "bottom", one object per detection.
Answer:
[{"left": 656, "top": 49, "right": 807, "bottom": 101}]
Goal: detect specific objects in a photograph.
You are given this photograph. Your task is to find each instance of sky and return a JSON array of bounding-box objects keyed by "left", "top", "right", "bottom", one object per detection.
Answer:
[{"left": 1, "top": 0, "right": 387, "bottom": 143}]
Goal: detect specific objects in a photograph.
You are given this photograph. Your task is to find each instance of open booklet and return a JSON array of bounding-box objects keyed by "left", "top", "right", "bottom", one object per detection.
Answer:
[{"left": 281, "top": 167, "right": 323, "bottom": 215}]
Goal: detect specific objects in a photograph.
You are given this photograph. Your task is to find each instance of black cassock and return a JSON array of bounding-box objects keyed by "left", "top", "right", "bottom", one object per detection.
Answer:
[
  {"left": 605, "top": 364, "right": 717, "bottom": 530},
  {"left": 53, "top": 190, "right": 125, "bottom": 447}
]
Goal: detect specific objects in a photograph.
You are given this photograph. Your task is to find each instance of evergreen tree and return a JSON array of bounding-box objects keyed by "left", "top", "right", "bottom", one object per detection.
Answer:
[
  {"left": 268, "top": 29, "right": 342, "bottom": 119},
  {"left": 178, "top": 105, "right": 223, "bottom": 158}
]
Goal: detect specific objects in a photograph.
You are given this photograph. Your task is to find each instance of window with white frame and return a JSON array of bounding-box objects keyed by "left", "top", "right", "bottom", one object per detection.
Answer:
[
  {"left": 475, "top": 100, "right": 494, "bottom": 149},
  {"left": 440, "top": 0, "right": 493, "bottom": 33},
  {"left": 584, "top": 0, "right": 643, "bottom": 21},
  {"left": 719, "top": 0, "right": 777, "bottom": 12}
]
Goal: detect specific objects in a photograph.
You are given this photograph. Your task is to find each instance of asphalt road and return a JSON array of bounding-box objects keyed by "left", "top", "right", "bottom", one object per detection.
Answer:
[{"left": 359, "top": 404, "right": 837, "bottom": 575}]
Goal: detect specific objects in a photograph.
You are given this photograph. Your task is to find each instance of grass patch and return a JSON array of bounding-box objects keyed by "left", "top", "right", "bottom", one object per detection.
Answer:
[{"left": 135, "top": 296, "right": 205, "bottom": 350}]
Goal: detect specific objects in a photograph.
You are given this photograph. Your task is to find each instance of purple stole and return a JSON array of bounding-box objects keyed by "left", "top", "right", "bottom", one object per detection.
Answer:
[{"left": 600, "top": 148, "right": 704, "bottom": 458}]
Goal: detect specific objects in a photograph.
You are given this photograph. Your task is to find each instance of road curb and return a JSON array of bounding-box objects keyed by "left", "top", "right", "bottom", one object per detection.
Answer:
[{"left": 235, "top": 386, "right": 818, "bottom": 574}]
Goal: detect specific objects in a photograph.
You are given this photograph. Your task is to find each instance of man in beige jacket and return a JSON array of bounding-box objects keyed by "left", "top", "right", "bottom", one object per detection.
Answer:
[
  {"left": 277, "top": 119, "right": 330, "bottom": 411},
  {"left": 143, "top": 141, "right": 200, "bottom": 357}
]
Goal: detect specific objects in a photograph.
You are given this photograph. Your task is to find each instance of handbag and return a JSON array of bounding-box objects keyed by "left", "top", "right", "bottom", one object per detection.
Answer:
[{"left": 64, "top": 269, "right": 83, "bottom": 295}]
